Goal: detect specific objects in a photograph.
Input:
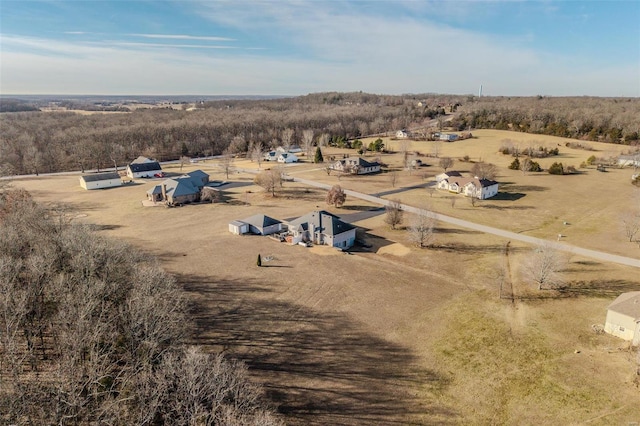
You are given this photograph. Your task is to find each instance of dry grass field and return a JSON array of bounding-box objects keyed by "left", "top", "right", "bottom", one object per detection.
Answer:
[{"left": 9, "top": 129, "right": 640, "bottom": 424}]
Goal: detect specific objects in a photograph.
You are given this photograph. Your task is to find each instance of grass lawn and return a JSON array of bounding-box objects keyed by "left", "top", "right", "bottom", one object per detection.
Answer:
[{"left": 8, "top": 129, "right": 640, "bottom": 424}]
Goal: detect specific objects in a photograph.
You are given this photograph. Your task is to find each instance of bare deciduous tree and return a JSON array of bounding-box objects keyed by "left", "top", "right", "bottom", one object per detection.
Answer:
[
  {"left": 439, "top": 157, "right": 454, "bottom": 171},
  {"left": 229, "top": 135, "right": 247, "bottom": 154},
  {"left": 325, "top": 185, "right": 347, "bottom": 208},
  {"left": 621, "top": 211, "right": 640, "bottom": 242},
  {"left": 388, "top": 171, "right": 398, "bottom": 188},
  {"left": 407, "top": 208, "right": 436, "bottom": 248},
  {"left": 470, "top": 162, "right": 498, "bottom": 180},
  {"left": 251, "top": 142, "right": 264, "bottom": 169},
  {"left": 218, "top": 148, "right": 235, "bottom": 179},
  {"left": 384, "top": 199, "right": 403, "bottom": 230},
  {"left": 318, "top": 133, "right": 329, "bottom": 148},
  {"left": 522, "top": 242, "right": 568, "bottom": 290},
  {"left": 398, "top": 139, "right": 411, "bottom": 170},
  {"left": 254, "top": 167, "right": 283, "bottom": 196},
  {"left": 281, "top": 128, "right": 295, "bottom": 151},
  {"left": 302, "top": 129, "right": 315, "bottom": 158}
]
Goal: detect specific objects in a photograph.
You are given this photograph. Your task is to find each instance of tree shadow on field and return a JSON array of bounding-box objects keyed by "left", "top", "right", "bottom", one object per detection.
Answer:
[
  {"left": 482, "top": 192, "right": 529, "bottom": 203},
  {"left": 557, "top": 279, "right": 640, "bottom": 298},
  {"left": 499, "top": 183, "right": 548, "bottom": 192},
  {"left": 179, "top": 274, "right": 457, "bottom": 425},
  {"left": 431, "top": 242, "right": 519, "bottom": 255}
]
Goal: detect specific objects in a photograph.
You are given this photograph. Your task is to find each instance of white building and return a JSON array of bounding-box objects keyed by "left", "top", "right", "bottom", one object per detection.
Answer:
[
  {"left": 277, "top": 153, "right": 299, "bottom": 163},
  {"left": 79, "top": 172, "right": 123, "bottom": 190},
  {"left": 604, "top": 292, "right": 640, "bottom": 345}
]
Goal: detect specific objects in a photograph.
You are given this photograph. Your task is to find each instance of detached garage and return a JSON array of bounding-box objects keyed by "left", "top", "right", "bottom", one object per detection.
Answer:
[
  {"left": 79, "top": 172, "right": 123, "bottom": 190},
  {"left": 229, "top": 214, "right": 282, "bottom": 236},
  {"left": 229, "top": 220, "right": 250, "bottom": 235},
  {"left": 604, "top": 291, "right": 640, "bottom": 345}
]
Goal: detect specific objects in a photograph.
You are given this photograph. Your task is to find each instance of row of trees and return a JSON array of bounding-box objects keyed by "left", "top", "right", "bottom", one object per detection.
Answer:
[
  {"left": 0, "top": 187, "right": 281, "bottom": 425},
  {"left": 450, "top": 96, "right": 640, "bottom": 144},
  {"left": 4, "top": 93, "right": 639, "bottom": 177}
]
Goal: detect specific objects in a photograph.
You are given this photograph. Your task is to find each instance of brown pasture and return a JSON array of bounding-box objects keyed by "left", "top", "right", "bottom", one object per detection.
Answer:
[{"left": 9, "top": 129, "right": 640, "bottom": 424}]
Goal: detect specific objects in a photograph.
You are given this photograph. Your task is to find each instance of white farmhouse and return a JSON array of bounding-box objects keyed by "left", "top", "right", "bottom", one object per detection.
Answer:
[
  {"left": 463, "top": 178, "right": 500, "bottom": 200},
  {"left": 604, "top": 292, "right": 640, "bottom": 345},
  {"left": 436, "top": 173, "right": 499, "bottom": 199}
]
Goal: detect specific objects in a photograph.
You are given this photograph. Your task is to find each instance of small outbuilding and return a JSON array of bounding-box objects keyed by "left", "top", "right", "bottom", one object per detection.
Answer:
[
  {"left": 232, "top": 214, "right": 283, "bottom": 235},
  {"left": 228, "top": 220, "right": 250, "bottom": 235},
  {"left": 604, "top": 291, "right": 640, "bottom": 345},
  {"left": 79, "top": 172, "right": 123, "bottom": 190}
]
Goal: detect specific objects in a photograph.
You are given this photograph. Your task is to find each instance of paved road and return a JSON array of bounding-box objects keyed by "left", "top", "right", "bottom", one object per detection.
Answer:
[{"left": 289, "top": 175, "right": 640, "bottom": 269}]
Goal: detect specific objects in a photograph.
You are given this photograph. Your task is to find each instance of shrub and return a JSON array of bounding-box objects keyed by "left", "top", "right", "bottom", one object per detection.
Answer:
[
  {"left": 529, "top": 161, "right": 542, "bottom": 172},
  {"left": 509, "top": 158, "right": 521, "bottom": 170},
  {"left": 586, "top": 155, "right": 597, "bottom": 165},
  {"left": 548, "top": 162, "right": 565, "bottom": 175}
]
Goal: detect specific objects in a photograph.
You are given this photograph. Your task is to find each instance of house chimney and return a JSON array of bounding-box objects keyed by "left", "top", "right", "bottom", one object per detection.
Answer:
[{"left": 161, "top": 184, "right": 167, "bottom": 201}]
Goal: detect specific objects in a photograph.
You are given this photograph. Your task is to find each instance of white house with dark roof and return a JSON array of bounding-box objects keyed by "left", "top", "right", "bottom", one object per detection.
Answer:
[
  {"left": 436, "top": 173, "right": 499, "bottom": 199},
  {"left": 604, "top": 292, "right": 640, "bottom": 345},
  {"left": 330, "top": 157, "right": 381, "bottom": 175},
  {"left": 127, "top": 160, "right": 163, "bottom": 178},
  {"left": 462, "top": 178, "right": 499, "bottom": 199},
  {"left": 435, "top": 171, "right": 463, "bottom": 182},
  {"left": 131, "top": 156, "right": 156, "bottom": 164},
  {"left": 277, "top": 153, "right": 299, "bottom": 163},
  {"left": 79, "top": 172, "right": 123, "bottom": 190},
  {"left": 286, "top": 210, "right": 356, "bottom": 249}
]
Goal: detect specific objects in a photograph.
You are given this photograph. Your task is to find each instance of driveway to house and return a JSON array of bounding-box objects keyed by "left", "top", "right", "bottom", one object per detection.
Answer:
[{"left": 288, "top": 175, "right": 640, "bottom": 269}]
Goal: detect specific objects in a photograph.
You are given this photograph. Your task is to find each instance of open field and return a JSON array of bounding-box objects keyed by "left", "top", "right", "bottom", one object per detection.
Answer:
[{"left": 9, "top": 129, "right": 640, "bottom": 424}]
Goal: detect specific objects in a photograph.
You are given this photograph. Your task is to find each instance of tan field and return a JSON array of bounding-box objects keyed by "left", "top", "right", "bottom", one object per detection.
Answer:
[{"left": 10, "top": 129, "right": 640, "bottom": 425}]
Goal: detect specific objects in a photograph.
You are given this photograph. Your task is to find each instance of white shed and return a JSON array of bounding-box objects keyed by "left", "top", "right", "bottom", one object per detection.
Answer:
[
  {"left": 79, "top": 172, "right": 123, "bottom": 190},
  {"left": 229, "top": 220, "right": 250, "bottom": 235},
  {"left": 604, "top": 291, "right": 640, "bottom": 345}
]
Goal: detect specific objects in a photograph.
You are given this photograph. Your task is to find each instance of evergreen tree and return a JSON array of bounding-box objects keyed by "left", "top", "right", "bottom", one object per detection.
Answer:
[
  {"left": 257, "top": 254, "right": 262, "bottom": 267},
  {"left": 314, "top": 146, "right": 324, "bottom": 163}
]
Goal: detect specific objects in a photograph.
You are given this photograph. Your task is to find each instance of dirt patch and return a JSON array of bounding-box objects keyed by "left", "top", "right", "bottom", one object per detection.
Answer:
[{"left": 377, "top": 242, "right": 411, "bottom": 256}]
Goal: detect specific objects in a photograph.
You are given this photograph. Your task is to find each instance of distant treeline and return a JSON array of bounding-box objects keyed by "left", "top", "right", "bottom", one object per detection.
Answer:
[
  {"left": 1, "top": 92, "right": 639, "bottom": 175},
  {"left": 451, "top": 96, "right": 640, "bottom": 144}
]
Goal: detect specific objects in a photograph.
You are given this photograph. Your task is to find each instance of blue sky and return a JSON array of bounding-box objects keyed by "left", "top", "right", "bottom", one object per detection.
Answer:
[{"left": 1, "top": 1, "right": 639, "bottom": 96}]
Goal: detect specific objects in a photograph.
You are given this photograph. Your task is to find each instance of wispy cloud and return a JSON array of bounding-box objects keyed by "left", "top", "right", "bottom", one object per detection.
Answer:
[
  {"left": 127, "top": 33, "right": 235, "bottom": 42},
  {"left": 111, "top": 41, "right": 235, "bottom": 49},
  {"left": 1, "top": 1, "right": 638, "bottom": 96}
]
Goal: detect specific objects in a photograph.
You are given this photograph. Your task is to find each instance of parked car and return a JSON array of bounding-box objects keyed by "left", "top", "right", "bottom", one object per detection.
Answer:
[{"left": 154, "top": 172, "right": 166, "bottom": 178}]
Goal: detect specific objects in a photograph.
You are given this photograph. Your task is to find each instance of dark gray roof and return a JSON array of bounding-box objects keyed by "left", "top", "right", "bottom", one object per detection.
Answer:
[
  {"left": 128, "top": 162, "right": 162, "bottom": 173},
  {"left": 288, "top": 210, "right": 355, "bottom": 236},
  {"left": 80, "top": 172, "right": 121, "bottom": 182},
  {"left": 241, "top": 214, "right": 282, "bottom": 228}
]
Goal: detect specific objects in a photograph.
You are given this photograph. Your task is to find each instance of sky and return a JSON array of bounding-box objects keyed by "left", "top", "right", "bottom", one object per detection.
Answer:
[{"left": 1, "top": 1, "right": 639, "bottom": 97}]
